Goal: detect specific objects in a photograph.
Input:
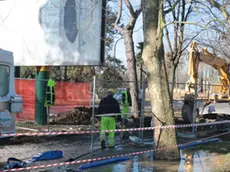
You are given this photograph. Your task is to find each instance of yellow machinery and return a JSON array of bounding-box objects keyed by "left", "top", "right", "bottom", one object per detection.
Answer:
[{"left": 182, "top": 42, "right": 230, "bottom": 123}]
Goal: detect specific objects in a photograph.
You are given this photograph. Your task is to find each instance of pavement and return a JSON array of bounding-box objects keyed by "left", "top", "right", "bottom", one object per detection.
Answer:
[
  {"left": 0, "top": 133, "right": 137, "bottom": 172},
  {"left": 0, "top": 134, "right": 97, "bottom": 171}
]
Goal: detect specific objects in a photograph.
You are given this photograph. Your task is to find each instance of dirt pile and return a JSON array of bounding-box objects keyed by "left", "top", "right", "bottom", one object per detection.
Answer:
[{"left": 50, "top": 107, "right": 98, "bottom": 125}]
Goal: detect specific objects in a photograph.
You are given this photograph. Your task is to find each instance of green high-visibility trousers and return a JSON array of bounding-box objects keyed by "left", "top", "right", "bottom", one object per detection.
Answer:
[
  {"left": 100, "top": 116, "right": 115, "bottom": 147},
  {"left": 121, "top": 105, "right": 129, "bottom": 118}
]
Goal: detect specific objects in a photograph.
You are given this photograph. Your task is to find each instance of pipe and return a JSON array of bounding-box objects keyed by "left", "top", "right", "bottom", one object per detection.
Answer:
[
  {"left": 77, "top": 157, "right": 131, "bottom": 171},
  {"left": 178, "top": 138, "right": 221, "bottom": 149}
]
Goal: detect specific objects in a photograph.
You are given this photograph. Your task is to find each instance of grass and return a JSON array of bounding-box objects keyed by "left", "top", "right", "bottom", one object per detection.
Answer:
[{"left": 194, "top": 141, "right": 230, "bottom": 154}]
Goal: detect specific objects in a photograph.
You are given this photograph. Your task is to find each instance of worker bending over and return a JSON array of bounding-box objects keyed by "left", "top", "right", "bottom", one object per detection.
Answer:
[
  {"left": 121, "top": 88, "right": 132, "bottom": 120},
  {"left": 97, "top": 89, "right": 121, "bottom": 149}
]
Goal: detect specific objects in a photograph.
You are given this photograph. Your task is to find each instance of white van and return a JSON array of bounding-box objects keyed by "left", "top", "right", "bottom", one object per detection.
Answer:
[{"left": 0, "top": 49, "right": 23, "bottom": 138}]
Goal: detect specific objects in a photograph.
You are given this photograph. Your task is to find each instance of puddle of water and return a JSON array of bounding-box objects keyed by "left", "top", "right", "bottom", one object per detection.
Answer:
[
  {"left": 83, "top": 149, "right": 230, "bottom": 172},
  {"left": 84, "top": 152, "right": 179, "bottom": 172},
  {"left": 179, "top": 149, "right": 230, "bottom": 172}
]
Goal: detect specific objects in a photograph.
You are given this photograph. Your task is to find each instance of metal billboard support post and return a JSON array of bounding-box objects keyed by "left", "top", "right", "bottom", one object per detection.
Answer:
[
  {"left": 90, "top": 76, "right": 96, "bottom": 158},
  {"left": 46, "top": 107, "right": 50, "bottom": 132}
]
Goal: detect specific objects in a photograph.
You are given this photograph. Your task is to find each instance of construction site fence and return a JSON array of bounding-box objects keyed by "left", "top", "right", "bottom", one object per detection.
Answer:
[
  {"left": 14, "top": 77, "right": 222, "bottom": 132},
  {"left": 169, "top": 82, "right": 222, "bottom": 101},
  {"left": 4, "top": 78, "right": 229, "bottom": 172},
  {"left": 15, "top": 78, "right": 91, "bottom": 131}
]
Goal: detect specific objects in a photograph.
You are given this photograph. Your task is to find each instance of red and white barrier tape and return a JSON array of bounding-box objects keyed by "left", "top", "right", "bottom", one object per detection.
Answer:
[
  {"left": 0, "top": 131, "right": 99, "bottom": 137},
  {"left": 1, "top": 120, "right": 230, "bottom": 137},
  {"left": 3, "top": 131, "right": 230, "bottom": 172}
]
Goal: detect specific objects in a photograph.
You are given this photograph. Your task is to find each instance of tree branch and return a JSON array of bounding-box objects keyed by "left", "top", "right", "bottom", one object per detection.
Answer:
[
  {"left": 181, "top": 29, "right": 205, "bottom": 53},
  {"left": 207, "top": 0, "right": 230, "bottom": 25},
  {"left": 173, "top": 0, "right": 181, "bottom": 57},
  {"left": 165, "top": 25, "right": 173, "bottom": 56},
  {"left": 125, "top": 3, "right": 142, "bottom": 30},
  {"left": 163, "top": 19, "right": 230, "bottom": 32},
  {"left": 166, "top": 0, "right": 176, "bottom": 19},
  {"left": 114, "top": 0, "right": 123, "bottom": 32},
  {"left": 164, "top": 0, "right": 180, "bottom": 14},
  {"left": 124, "top": 0, "right": 135, "bottom": 17},
  {"left": 134, "top": 4, "right": 142, "bottom": 18}
]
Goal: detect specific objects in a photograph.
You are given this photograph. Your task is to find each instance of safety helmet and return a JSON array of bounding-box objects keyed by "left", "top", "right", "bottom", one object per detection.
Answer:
[{"left": 107, "top": 89, "right": 114, "bottom": 94}]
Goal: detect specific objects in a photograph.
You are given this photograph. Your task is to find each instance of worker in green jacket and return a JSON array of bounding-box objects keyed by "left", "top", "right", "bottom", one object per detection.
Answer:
[
  {"left": 120, "top": 88, "right": 132, "bottom": 138},
  {"left": 121, "top": 88, "right": 132, "bottom": 118},
  {"left": 44, "top": 79, "right": 56, "bottom": 107},
  {"left": 44, "top": 79, "right": 55, "bottom": 125}
]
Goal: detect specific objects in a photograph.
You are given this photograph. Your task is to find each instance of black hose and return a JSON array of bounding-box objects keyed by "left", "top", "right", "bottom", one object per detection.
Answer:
[{"left": 65, "top": 139, "right": 130, "bottom": 162}]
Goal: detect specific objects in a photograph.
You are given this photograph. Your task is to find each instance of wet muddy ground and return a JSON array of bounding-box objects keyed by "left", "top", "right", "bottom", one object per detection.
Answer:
[
  {"left": 1, "top": 131, "right": 230, "bottom": 172},
  {"left": 1, "top": 101, "right": 230, "bottom": 171},
  {"left": 0, "top": 132, "right": 144, "bottom": 171}
]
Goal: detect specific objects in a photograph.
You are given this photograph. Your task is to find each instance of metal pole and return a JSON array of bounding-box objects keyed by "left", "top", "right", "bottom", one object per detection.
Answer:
[
  {"left": 192, "top": 83, "right": 198, "bottom": 133},
  {"left": 141, "top": 78, "right": 146, "bottom": 140},
  {"left": 90, "top": 76, "right": 96, "bottom": 158},
  {"left": 207, "top": 83, "right": 210, "bottom": 101},
  {"left": 90, "top": 82, "right": 92, "bottom": 108},
  {"left": 113, "top": 37, "right": 123, "bottom": 68},
  {"left": 46, "top": 107, "right": 50, "bottom": 132},
  {"left": 140, "top": 65, "right": 143, "bottom": 90}
]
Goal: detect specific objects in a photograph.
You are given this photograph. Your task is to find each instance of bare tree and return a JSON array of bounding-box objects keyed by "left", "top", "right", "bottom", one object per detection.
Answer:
[
  {"left": 164, "top": 0, "right": 195, "bottom": 100},
  {"left": 194, "top": 1, "right": 230, "bottom": 59},
  {"left": 197, "top": 27, "right": 230, "bottom": 59},
  {"left": 142, "top": 0, "right": 179, "bottom": 160},
  {"left": 114, "top": 0, "right": 142, "bottom": 118},
  {"left": 206, "top": 0, "right": 230, "bottom": 25}
]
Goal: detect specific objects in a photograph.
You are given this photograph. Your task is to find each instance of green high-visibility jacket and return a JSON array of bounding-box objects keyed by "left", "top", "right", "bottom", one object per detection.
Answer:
[
  {"left": 44, "top": 79, "right": 55, "bottom": 107},
  {"left": 121, "top": 90, "right": 130, "bottom": 115}
]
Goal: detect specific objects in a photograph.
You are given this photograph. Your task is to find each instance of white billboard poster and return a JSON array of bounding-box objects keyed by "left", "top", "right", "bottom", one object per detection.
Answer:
[{"left": 0, "top": 0, "right": 103, "bottom": 66}]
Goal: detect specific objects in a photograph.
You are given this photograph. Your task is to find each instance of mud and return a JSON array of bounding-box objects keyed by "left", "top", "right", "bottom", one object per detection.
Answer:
[{"left": 50, "top": 107, "right": 99, "bottom": 125}]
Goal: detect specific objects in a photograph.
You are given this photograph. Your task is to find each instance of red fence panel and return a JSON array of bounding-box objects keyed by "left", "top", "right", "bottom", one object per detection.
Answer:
[
  {"left": 51, "top": 81, "right": 91, "bottom": 114},
  {"left": 15, "top": 79, "right": 91, "bottom": 121},
  {"left": 15, "top": 79, "right": 35, "bottom": 120}
]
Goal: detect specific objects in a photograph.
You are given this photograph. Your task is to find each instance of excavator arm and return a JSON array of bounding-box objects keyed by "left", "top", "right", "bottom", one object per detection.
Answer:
[
  {"left": 188, "top": 42, "right": 230, "bottom": 98},
  {"left": 182, "top": 42, "right": 230, "bottom": 124}
]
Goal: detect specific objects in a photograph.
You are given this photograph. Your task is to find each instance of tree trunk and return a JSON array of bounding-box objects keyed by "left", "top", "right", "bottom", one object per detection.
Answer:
[
  {"left": 142, "top": 0, "right": 179, "bottom": 160},
  {"left": 123, "top": 29, "right": 139, "bottom": 118}
]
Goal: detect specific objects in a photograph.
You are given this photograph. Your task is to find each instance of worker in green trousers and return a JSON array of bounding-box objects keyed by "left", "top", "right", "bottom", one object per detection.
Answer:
[{"left": 97, "top": 89, "right": 121, "bottom": 149}]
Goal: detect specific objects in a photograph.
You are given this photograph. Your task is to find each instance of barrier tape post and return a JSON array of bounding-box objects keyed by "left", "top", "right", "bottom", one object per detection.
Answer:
[{"left": 3, "top": 131, "right": 230, "bottom": 172}]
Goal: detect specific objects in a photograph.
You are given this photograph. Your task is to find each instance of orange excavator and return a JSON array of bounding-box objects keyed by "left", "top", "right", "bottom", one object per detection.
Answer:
[{"left": 182, "top": 42, "right": 230, "bottom": 123}]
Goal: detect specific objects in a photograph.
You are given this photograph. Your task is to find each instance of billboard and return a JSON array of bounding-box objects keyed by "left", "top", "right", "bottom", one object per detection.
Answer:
[{"left": 0, "top": 0, "right": 104, "bottom": 66}]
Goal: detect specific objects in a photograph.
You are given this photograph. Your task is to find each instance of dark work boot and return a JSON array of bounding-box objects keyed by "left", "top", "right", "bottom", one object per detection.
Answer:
[
  {"left": 101, "top": 139, "right": 106, "bottom": 149},
  {"left": 109, "top": 145, "right": 115, "bottom": 149}
]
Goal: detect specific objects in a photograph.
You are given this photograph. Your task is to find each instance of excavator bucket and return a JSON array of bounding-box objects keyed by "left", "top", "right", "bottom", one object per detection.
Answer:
[
  {"left": 182, "top": 104, "right": 193, "bottom": 123},
  {"left": 181, "top": 94, "right": 194, "bottom": 123}
]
